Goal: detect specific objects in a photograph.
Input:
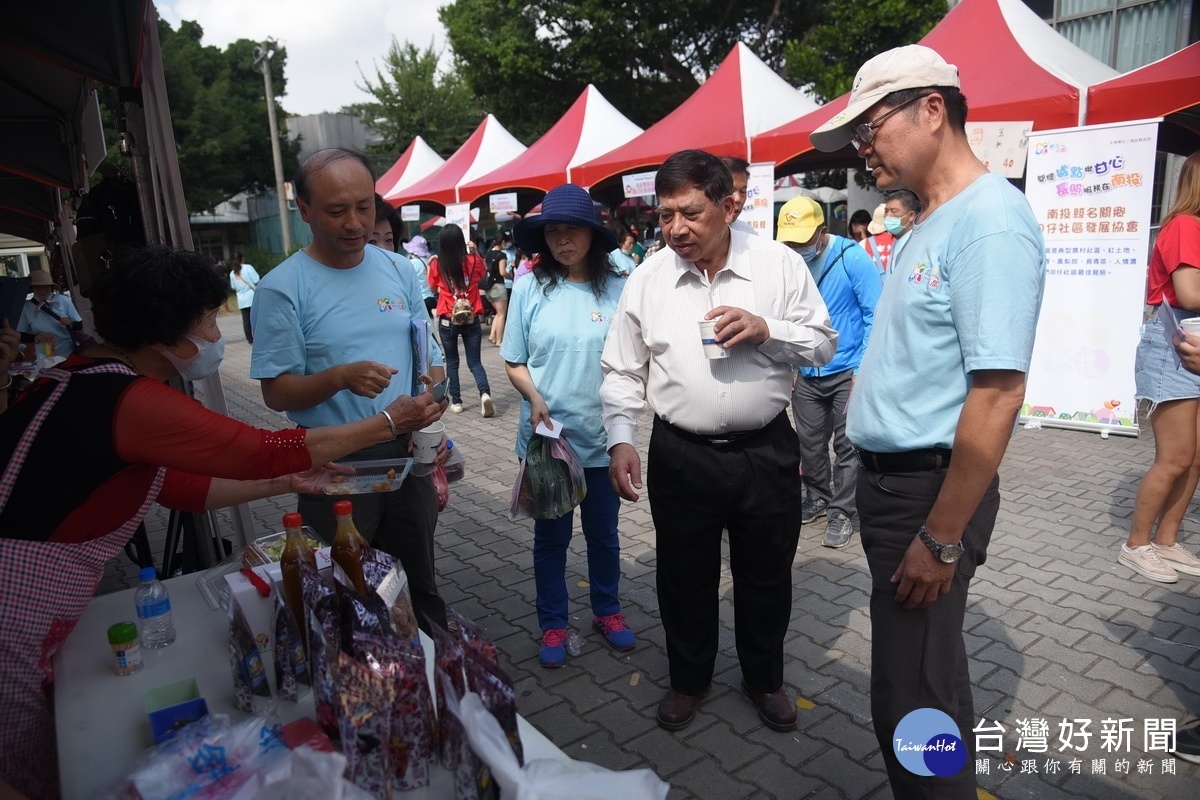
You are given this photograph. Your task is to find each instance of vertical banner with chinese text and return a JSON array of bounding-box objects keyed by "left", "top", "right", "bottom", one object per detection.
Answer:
[
  {"left": 739, "top": 163, "right": 775, "bottom": 237},
  {"left": 444, "top": 202, "right": 472, "bottom": 247},
  {"left": 1022, "top": 120, "right": 1159, "bottom": 436}
]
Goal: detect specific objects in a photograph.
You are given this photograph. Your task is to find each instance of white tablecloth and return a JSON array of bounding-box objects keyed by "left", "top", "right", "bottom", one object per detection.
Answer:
[{"left": 53, "top": 571, "right": 564, "bottom": 798}]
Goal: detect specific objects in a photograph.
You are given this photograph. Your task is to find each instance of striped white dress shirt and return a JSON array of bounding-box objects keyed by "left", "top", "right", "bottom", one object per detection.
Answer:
[{"left": 601, "top": 228, "right": 837, "bottom": 447}]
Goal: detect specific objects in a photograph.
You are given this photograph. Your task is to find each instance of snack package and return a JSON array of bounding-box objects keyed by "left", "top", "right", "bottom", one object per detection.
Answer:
[
  {"left": 452, "top": 609, "right": 499, "bottom": 667},
  {"left": 272, "top": 591, "right": 310, "bottom": 701},
  {"left": 337, "top": 653, "right": 391, "bottom": 798},
  {"left": 362, "top": 546, "right": 419, "bottom": 640},
  {"left": 302, "top": 558, "right": 340, "bottom": 742},
  {"left": 350, "top": 630, "right": 434, "bottom": 791},
  {"left": 431, "top": 622, "right": 492, "bottom": 800},
  {"left": 463, "top": 654, "right": 523, "bottom": 767},
  {"left": 433, "top": 463, "right": 450, "bottom": 510},
  {"left": 338, "top": 582, "right": 395, "bottom": 653},
  {"left": 228, "top": 596, "right": 271, "bottom": 712}
]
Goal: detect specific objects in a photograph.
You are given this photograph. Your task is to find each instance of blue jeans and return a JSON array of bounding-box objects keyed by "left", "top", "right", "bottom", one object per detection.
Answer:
[
  {"left": 533, "top": 467, "right": 622, "bottom": 631},
  {"left": 438, "top": 319, "right": 490, "bottom": 403}
]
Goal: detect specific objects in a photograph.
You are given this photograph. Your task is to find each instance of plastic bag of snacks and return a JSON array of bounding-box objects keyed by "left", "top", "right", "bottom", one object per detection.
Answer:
[
  {"left": 509, "top": 433, "right": 588, "bottom": 520},
  {"left": 228, "top": 597, "right": 271, "bottom": 712},
  {"left": 273, "top": 591, "right": 310, "bottom": 701}
]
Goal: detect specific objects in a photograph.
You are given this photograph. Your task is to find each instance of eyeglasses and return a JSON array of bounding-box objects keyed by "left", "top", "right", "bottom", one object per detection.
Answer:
[{"left": 850, "top": 93, "right": 932, "bottom": 150}]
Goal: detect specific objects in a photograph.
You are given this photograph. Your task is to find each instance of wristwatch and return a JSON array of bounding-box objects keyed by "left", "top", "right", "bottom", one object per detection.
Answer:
[{"left": 918, "top": 523, "right": 964, "bottom": 564}]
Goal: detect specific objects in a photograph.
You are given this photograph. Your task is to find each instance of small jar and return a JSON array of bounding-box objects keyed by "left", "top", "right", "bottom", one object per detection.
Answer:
[{"left": 108, "top": 621, "right": 143, "bottom": 676}]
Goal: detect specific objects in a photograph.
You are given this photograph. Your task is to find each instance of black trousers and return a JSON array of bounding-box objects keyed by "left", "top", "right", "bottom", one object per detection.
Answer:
[
  {"left": 857, "top": 465, "right": 1000, "bottom": 799},
  {"left": 647, "top": 412, "right": 804, "bottom": 695},
  {"left": 297, "top": 436, "right": 447, "bottom": 633}
]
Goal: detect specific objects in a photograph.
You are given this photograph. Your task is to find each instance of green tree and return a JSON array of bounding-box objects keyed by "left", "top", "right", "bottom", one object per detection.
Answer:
[
  {"left": 95, "top": 19, "right": 299, "bottom": 214},
  {"left": 350, "top": 40, "right": 482, "bottom": 157},
  {"left": 438, "top": 0, "right": 824, "bottom": 143},
  {"left": 783, "top": 0, "right": 947, "bottom": 103}
]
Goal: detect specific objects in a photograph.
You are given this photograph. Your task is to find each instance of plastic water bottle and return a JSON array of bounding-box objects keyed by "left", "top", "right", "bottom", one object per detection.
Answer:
[
  {"left": 565, "top": 630, "right": 583, "bottom": 657},
  {"left": 134, "top": 567, "right": 176, "bottom": 649}
]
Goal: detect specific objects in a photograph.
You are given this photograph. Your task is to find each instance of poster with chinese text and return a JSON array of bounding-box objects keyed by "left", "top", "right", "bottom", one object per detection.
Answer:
[
  {"left": 739, "top": 163, "right": 775, "bottom": 237},
  {"left": 1022, "top": 120, "right": 1159, "bottom": 435}
]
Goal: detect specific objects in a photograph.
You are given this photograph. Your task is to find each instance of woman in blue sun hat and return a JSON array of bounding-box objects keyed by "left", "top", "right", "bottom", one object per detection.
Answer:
[{"left": 502, "top": 184, "right": 635, "bottom": 668}]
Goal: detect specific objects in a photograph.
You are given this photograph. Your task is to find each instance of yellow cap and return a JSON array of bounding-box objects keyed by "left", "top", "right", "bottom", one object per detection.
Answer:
[{"left": 776, "top": 197, "right": 824, "bottom": 244}]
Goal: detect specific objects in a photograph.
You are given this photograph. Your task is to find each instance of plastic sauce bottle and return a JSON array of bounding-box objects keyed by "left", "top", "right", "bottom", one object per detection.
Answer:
[
  {"left": 133, "top": 567, "right": 176, "bottom": 649},
  {"left": 108, "top": 622, "right": 143, "bottom": 675},
  {"left": 331, "top": 500, "right": 368, "bottom": 594},
  {"left": 279, "top": 512, "right": 317, "bottom": 644}
]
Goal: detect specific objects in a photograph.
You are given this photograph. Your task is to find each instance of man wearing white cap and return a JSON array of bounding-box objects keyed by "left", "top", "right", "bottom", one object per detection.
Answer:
[
  {"left": 810, "top": 45, "right": 1044, "bottom": 796},
  {"left": 775, "top": 197, "right": 880, "bottom": 549}
]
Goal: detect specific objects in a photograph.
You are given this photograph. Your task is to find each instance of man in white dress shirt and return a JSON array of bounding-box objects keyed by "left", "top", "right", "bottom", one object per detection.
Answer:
[{"left": 601, "top": 149, "right": 837, "bottom": 732}]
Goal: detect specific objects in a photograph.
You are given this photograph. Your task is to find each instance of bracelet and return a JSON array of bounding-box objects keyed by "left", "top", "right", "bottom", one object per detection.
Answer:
[
  {"left": 0, "top": 377, "right": 11, "bottom": 391},
  {"left": 379, "top": 409, "right": 399, "bottom": 438}
]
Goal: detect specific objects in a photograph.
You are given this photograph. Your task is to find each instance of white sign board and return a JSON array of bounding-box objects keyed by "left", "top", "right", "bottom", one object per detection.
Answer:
[
  {"left": 967, "top": 121, "right": 1033, "bottom": 179},
  {"left": 739, "top": 162, "right": 775, "bottom": 237},
  {"left": 622, "top": 171, "right": 656, "bottom": 199},
  {"left": 489, "top": 192, "right": 517, "bottom": 214},
  {"left": 400, "top": 204, "right": 420, "bottom": 221},
  {"left": 1022, "top": 119, "right": 1159, "bottom": 436},
  {"left": 444, "top": 202, "right": 472, "bottom": 245}
]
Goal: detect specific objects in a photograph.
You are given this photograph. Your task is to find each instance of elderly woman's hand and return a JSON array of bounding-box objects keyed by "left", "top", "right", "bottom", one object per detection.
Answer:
[
  {"left": 0, "top": 323, "right": 19, "bottom": 373},
  {"left": 285, "top": 461, "right": 355, "bottom": 494}
]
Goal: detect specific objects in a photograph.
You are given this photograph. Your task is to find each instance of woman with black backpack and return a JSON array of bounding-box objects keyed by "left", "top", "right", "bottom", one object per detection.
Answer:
[{"left": 428, "top": 225, "right": 494, "bottom": 416}]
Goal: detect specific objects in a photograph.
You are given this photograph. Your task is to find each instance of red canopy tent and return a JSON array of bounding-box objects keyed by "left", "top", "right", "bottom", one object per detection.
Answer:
[
  {"left": 377, "top": 136, "right": 444, "bottom": 203},
  {"left": 752, "top": 0, "right": 1117, "bottom": 173},
  {"left": 458, "top": 85, "right": 642, "bottom": 203},
  {"left": 572, "top": 42, "right": 819, "bottom": 191},
  {"left": 388, "top": 114, "right": 526, "bottom": 209},
  {"left": 1086, "top": 43, "right": 1200, "bottom": 156}
]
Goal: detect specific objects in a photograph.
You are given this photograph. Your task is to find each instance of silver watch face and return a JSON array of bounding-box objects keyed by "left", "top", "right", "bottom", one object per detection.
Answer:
[{"left": 939, "top": 543, "right": 964, "bottom": 563}]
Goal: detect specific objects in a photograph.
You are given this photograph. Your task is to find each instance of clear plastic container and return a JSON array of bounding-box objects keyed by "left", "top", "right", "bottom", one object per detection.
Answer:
[
  {"left": 134, "top": 567, "right": 176, "bottom": 649},
  {"left": 312, "top": 457, "right": 413, "bottom": 495}
]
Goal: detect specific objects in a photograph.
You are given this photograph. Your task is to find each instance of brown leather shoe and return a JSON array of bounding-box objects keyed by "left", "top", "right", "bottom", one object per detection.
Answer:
[
  {"left": 742, "top": 682, "right": 797, "bottom": 731},
  {"left": 656, "top": 685, "right": 711, "bottom": 731}
]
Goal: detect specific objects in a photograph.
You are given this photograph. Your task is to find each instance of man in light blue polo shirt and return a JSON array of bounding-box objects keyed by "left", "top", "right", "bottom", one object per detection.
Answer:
[
  {"left": 811, "top": 46, "right": 1044, "bottom": 798},
  {"left": 251, "top": 148, "right": 449, "bottom": 632}
]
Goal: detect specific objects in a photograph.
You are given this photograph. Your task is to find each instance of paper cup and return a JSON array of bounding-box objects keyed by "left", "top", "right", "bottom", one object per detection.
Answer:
[
  {"left": 1181, "top": 318, "right": 1200, "bottom": 336},
  {"left": 698, "top": 319, "right": 729, "bottom": 359},
  {"left": 411, "top": 421, "right": 445, "bottom": 464}
]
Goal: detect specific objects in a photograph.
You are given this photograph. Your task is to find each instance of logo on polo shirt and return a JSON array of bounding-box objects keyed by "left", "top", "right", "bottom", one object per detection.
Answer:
[
  {"left": 908, "top": 260, "right": 942, "bottom": 289},
  {"left": 377, "top": 296, "right": 407, "bottom": 312}
]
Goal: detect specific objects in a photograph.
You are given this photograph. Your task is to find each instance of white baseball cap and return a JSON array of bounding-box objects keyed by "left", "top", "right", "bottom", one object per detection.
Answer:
[{"left": 810, "top": 45, "right": 960, "bottom": 153}]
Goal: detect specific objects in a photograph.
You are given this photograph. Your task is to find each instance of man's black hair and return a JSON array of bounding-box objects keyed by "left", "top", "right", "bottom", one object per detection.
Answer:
[
  {"left": 293, "top": 148, "right": 375, "bottom": 205},
  {"left": 656, "top": 149, "right": 733, "bottom": 206}
]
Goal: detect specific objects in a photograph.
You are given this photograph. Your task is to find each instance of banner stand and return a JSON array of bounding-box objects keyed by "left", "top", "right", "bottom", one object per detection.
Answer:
[{"left": 1020, "top": 118, "right": 1161, "bottom": 438}]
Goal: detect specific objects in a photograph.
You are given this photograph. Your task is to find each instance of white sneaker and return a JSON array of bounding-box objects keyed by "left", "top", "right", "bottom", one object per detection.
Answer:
[
  {"left": 1119, "top": 544, "right": 1179, "bottom": 583},
  {"left": 449, "top": 402, "right": 464, "bottom": 413},
  {"left": 1154, "top": 543, "right": 1200, "bottom": 577},
  {"left": 481, "top": 393, "right": 494, "bottom": 418}
]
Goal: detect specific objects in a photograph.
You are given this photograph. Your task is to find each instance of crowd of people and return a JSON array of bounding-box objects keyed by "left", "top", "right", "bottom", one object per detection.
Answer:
[{"left": 4, "top": 41, "right": 1200, "bottom": 800}]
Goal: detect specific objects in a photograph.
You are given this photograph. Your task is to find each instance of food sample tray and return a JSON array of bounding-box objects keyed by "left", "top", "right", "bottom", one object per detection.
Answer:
[{"left": 312, "top": 457, "right": 413, "bottom": 495}]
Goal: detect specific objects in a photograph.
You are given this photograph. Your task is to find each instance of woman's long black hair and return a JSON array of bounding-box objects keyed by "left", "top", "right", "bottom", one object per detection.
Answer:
[
  {"left": 437, "top": 225, "right": 468, "bottom": 290},
  {"left": 531, "top": 227, "right": 620, "bottom": 299}
]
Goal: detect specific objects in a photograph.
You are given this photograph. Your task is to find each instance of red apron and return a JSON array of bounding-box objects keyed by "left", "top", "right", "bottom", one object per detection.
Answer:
[{"left": 0, "top": 362, "right": 165, "bottom": 799}]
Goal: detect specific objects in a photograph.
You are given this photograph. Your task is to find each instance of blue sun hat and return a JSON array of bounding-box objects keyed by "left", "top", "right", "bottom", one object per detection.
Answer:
[{"left": 514, "top": 184, "right": 618, "bottom": 254}]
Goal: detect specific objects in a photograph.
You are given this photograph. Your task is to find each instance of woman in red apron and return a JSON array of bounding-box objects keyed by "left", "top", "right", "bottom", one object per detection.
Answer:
[{"left": 0, "top": 244, "right": 445, "bottom": 798}]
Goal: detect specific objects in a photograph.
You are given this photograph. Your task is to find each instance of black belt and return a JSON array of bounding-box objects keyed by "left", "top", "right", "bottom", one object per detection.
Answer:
[
  {"left": 856, "top": 447, "right": 952, "bottom": 473},
  {"left": 655, "top": 414, "right": 775, "bottom": 447}
]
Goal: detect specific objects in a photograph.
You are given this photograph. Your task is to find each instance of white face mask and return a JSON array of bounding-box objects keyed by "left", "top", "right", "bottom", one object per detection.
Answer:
[{"left": 161, "top": 334, "right": 225, "bottom": 381}]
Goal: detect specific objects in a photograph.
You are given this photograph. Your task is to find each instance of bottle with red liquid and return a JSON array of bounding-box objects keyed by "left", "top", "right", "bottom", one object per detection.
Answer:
[
  {"left": 331, "top": 500, "right": 368, "bottom": 594},
  {"left": 279, "top": 512, "right": 316, "bottom": 645}
]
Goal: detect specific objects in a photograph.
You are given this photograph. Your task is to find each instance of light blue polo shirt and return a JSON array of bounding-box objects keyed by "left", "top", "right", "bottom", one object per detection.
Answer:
[
  {"left": 500, "top": 273, "right": 627, "bottom": 467},
  {"left": 250, "top": 245, "right": 442, "bottom": 428},
  {"left": 846, "top": 173, "right": 1045, "bottom": 452}
]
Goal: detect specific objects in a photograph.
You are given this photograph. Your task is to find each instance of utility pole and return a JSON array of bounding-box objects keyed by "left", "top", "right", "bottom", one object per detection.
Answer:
[{"left": 253, "top": 39, "right": 292, "bottom": 253}]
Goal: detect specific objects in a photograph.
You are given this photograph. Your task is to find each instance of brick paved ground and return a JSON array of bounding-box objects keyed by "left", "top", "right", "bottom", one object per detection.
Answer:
[{"left": 99, "top": 311, "right": 1200, "bottom": 798}]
